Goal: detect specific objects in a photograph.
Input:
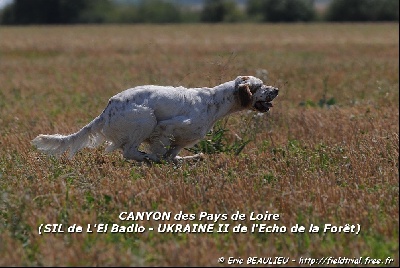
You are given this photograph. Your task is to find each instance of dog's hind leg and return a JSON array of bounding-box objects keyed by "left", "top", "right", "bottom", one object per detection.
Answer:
[{"left": 102, "top": 104, "right": 158, "bottom": 161}]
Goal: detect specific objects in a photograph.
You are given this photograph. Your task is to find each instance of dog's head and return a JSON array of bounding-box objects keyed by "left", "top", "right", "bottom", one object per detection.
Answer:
[{"left": 235, "top": 76, "right": 279, "bottom": 113}]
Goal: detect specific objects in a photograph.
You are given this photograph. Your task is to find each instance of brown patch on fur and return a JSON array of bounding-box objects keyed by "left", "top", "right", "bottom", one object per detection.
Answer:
[{"left": 238, "top": 84, "right": 252, "bottom": 107}]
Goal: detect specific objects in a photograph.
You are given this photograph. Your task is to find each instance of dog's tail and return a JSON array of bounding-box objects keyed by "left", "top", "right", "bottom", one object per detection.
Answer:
[{"left": 32, "top": 115, "right": 105, "bottom": 158}]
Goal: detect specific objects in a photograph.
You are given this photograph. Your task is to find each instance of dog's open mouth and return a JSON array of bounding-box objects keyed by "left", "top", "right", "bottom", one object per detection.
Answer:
[
  {"left": 252, "top": 86, "right": 278, "bottom": 113},
  {"left": 254, "top": 101, "right": 273, "bottom": 113}
]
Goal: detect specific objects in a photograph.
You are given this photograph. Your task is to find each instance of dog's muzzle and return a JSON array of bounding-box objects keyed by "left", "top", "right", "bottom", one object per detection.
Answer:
[{"left": 253, "top": 86, "right": 279, "bottom": 113}]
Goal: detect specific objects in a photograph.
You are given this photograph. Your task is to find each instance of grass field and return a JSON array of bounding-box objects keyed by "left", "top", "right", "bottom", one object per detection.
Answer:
[{"left": 0, "top": 23, "right": 398, "bottom": 266}]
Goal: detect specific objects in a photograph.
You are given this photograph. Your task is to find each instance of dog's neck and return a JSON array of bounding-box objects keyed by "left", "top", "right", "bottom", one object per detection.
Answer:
[{"left": 208, "top": 80, "right": 248, "bottom": 122}]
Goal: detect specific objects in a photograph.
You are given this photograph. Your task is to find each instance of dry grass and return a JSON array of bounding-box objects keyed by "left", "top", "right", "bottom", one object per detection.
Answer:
[{"left": 0, "top": 23, "right": 398, "bottom": 266}]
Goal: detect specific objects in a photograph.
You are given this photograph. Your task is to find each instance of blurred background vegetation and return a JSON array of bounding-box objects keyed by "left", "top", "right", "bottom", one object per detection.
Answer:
[{"left": 0, "top": 0, "right": 398, "bottom": 24}]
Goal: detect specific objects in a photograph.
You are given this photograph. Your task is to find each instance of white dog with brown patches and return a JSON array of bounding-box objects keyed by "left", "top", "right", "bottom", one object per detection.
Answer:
[{"left": 32, "top": 76, "right": 278, "bottom": 163}]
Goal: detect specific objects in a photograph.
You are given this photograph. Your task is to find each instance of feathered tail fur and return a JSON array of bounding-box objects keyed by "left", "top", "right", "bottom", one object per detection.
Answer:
[{"left": 32, "top": 116, "right": 105, "bottom": 158}]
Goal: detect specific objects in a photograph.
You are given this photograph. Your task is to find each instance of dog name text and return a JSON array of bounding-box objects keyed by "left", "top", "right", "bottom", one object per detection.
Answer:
[
  {"left": 37, "top": 211, "right": 361, "bottom": 236},
  {"left": 119, "top": 211, "right": 171, "bottom": 221}
]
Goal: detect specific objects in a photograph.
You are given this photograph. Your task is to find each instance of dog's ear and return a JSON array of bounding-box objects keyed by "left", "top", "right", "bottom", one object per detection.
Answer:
[
  {"left": 235, "top": 76, "right": 250, "bottom": 87},
  {"left": 235, "top": 76, "right": 264, "bottom": 94},
  {"left": 238, "top": 84, "right": 252, "bottom": 107}
]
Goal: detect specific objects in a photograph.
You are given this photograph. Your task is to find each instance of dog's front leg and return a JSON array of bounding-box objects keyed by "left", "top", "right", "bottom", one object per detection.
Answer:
[
  {"left": 123, "top": 143, "right": 160, "bottom": 162},
  {"left": 173, "top": 153, "right": 205, "bottom": 164}
]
